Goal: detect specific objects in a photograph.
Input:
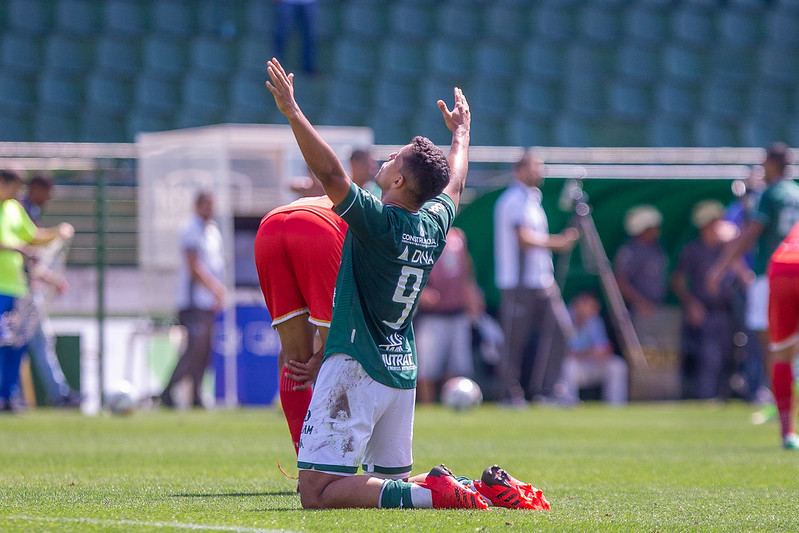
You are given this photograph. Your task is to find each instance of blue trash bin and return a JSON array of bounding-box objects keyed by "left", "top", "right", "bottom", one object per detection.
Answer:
[{"left": 213, "top": 305, "right": 281, "bottom": 406}]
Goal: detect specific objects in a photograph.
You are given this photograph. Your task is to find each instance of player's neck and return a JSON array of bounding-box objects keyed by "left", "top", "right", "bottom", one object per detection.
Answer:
[{"left": 382, "top": 191, "right": 418, "bottom": 212}]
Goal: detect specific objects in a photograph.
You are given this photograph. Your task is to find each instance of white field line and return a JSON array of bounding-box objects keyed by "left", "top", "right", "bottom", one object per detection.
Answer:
[{"left": 3, "top": 515, "right": 298, "bottom": 533}]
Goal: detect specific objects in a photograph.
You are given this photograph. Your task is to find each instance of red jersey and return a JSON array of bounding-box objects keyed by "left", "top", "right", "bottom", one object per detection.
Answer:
[{"left": 769, "top": 221, "right": 799, "bottom": 277}]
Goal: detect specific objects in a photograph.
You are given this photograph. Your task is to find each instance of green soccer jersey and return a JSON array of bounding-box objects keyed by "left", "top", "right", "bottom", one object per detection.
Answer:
[
  {"left": 750, "top": 179, "right": 799, "bottom": 276},
  {"left": 326, "top": 182, "right": 456, "bottom": 389}
]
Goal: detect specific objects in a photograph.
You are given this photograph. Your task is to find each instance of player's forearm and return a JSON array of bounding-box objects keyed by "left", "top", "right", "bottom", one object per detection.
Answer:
[
  {"left": 284, "top": 108, "right": 348, "bottom": 188},
  {"left": 447, "top": 126, "right": 470, "bottom": 196}
]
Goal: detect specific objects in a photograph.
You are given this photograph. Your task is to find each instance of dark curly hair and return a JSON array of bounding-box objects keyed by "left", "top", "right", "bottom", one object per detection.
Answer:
[{"left": 400, "top": 136, "right": 450, "bottom": 207}]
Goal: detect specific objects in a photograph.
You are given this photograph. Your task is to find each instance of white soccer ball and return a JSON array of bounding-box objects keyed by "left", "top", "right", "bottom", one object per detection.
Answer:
[
  {"left": 441, "top": 377, "right": 483, "bottom": 411},
  {"left": 105, "top": 380, "right": 138, "bottom": 415}
]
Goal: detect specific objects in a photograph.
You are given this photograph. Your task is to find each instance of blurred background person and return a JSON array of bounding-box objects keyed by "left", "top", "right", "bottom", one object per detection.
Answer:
[
  {"left": 273, "top": 0, "right": 318, "bottom": 75},
  {"left": 493, "top": 151, "right": 578, "bottom": 406},
  {"left": 671, "top": 201, "right": 741, "bottom": 400},
  {"left": 724, "top": 167, "right": 769, "bottom": 404},
  {"left": 708, "top": 143, "right": 799, "bottom": 418},
  {"left": 159, "top": 191, "right": 226, "bottom": 409},
  {"left": 415, "top": 227, "right": 484, "bottom": 404},
  {"left": 615, "top": 205, "right": 681, "bottom": 373},
  {"left": 559, "top": 292, "right": 627, "bottom": 406},
  {"left": 0, "top": 169, "right": 73, "bottom": 412},
  {"left": 20, "top": 173, "right": 80, "bottom": 407},
  {"left": 765, "top": 221, "right": 799, "bottom": 449}
]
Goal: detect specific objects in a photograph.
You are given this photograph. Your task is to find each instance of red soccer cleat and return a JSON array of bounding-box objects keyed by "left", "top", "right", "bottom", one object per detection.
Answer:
[
  {"left": 420, "top": 465, "right": 490, "bottom": 510},
  {"left": 474, "top": 465, "right": 551, "bottom": 510}
]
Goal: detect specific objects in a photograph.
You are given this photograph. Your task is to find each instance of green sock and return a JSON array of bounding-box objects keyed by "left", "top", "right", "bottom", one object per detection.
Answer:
[{"left": 379, "top": 479, "right": 415, "bottom": 509}]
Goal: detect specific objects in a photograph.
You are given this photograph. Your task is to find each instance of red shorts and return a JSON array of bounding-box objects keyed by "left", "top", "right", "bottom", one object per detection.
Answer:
[
  {"left": 255, "top": 204, "right": 346, "bottom": 328},
  {"left": 768, "top": 272, "right": 799, "bottom": 349}
]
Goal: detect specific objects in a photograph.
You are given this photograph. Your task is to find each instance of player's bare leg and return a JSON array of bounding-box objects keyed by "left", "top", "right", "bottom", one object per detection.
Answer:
[
  {"left": 298, "top": 471, "right": 385, "bottom": 509},
  {"left": 770, "top": 339, "right": 798, "bottom": 449},
  {"left": 275, "top": 314, "right": 316, "bottom": 455}
]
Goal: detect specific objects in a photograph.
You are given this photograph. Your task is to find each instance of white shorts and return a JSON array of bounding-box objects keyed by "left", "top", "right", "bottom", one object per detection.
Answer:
[
  {"left": 746, "top": 276, "right": 770, "bottom": 332},
  {"left": 415, "top": 313, "right": 474, "bottom": 380},
  {"left": 296, "top": 354, "right": 415, "bottom": 479}
]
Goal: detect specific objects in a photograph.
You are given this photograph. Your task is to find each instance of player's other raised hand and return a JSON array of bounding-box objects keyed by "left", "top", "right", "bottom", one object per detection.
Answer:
[
  {"left": 265, "top": 58, "right": 299, "bottom": 118},
  {"left": 437, "top": 87, "right": 470, "bottom": 134}
]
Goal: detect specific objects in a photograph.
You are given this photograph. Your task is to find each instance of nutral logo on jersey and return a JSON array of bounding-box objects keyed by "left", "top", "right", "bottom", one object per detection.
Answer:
[
  {"left": 379, "top": 333, "right": 416, "bottom": 371},
  {"left": 401, "top": 233, "right": 437, "bottom": 248}
]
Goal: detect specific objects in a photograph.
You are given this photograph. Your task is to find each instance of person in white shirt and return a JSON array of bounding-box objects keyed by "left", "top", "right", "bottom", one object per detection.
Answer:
[
  {"left": 493, "top": 151, "right": 578, "bottom": 405},
  {"left": 160, "top": 191, "right": 226, "bottom": 409}
]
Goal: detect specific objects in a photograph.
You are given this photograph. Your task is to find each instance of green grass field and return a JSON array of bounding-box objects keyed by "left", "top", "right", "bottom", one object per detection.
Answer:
[{"left": 1, "top": 402, "right": 796, "bottom": 532}]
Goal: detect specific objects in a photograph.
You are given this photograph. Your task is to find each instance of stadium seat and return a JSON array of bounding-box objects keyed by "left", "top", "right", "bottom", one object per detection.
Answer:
[
  {"left": 45, "top": 34, "right": 93, "bottom": 73},
  {"left": 95, "top": 37, "right": 142, "bottom": 79},
  {"left": 182, "top": 72, "right": 227, "bottom": 114},
  {"left": 703, "top": 82, "right": 745, "bottom": 122},
  {"left": 368, "top": 112, "right": 411, "bottom": 145},
  {"left": 86, "top": 71, "right": 133, "bottom": 115},
  {"left": 565, "top": 41, "right": 614, "bottom": 79},
  {"left": 648, "top": 115, "right": 691, "bottom": 147},
  {"left": 622, "top": 3, "right": 668, "bottom": 44},
  {"left": 56, "top": 0, "right": 101, "bottom": 36},
  {"left": 436, "top": 2, "right": 483, "bottom": 41},
  {"left": 327, "top": 78, "right": 371, "bottom": 116},
  {"left": 135, "top": 74, "right": 180, "bottom": 117},
  {"left": 333, "top": 38, "right": 379, "bottom": 80},
  {"left": 484, "top": 3, "right": 529, "bottom": 43},
  {"left": 427, "top": 39, "right": 471, "bottom": 81},
  {"left": 380, "top": 39, "right": 427, "bottom": 79},
  {"left": 514, "top": 78, "right": 559, "bottom": 118},
  {"left": 142, "top": 35, "right": 188, "bottom": 80},
  {"left": 197, "top": 0, "right": 241, "bottom": 39},
  {"left": 236, "top": 37, "right": 269, "bottom": 76},
  {"left": 243, "top": 0, "right": 271, "bottom": 36},
  {"left": 175, "top": 103, "right": 224, "bottom": 129},
  {"left": 151, "top": 0, "right": 196, "bottom": 37},
  {"left": 80, "top": 111, "right": 127, "bottom": 143},
  {"left": 757, "top": 44, "right": 799, "bottom": 87},
  {"left": 693, "top": 116, "right": 738, "bottom": 147},
  {"left": 33, "top": 109, "right": 79, "bottom": 142},
  {"left": 554, "top": 114, "right": 589, "bottom": 147},
  {"left": 786, "top": 122, "right": 799, "bottom": 149},
  {"left": 467, "top": 78, "right": 512, "bottom": 120},
  {"left": 37, "top": 71, "right": 84, "bottom": 113},
  {"left": 748, "top": 84, "right": 790, "bottom": 121},
  {"left": 475, "top": 43, "right": 519, "bottom": 81},
  {"left": 290, "top": 72, "right": 327, "bottom": 117},
  {"left": 0, "top": 113, "right": 32, "bottom": 142},
  {"left": 521, "top": 40, "right": 565, "bottom": 82},
  {"left": 388, "top": 2, "right": 435, "bottom": 41},
  {"left": 507, "top": 114, "right": 552, "bottom": 147},
  {"left": 608, "top": 81, "right": 650, "bottom": 120},
  {"left": 190, "top": 37, "right": 235, "bottom": 78},
  {"left": 372, "top": 78, "right": 417, "bottom": 117},
  {"left": 710, "top": 46, "right": 756, "bottom": 84},
  {"left": 1, "top": 32, "right": 43, "bottom": 76},
  {"left": 563, "top": 76, "right": 606, "bottom": 118},
  {"left": 654, "top": 82, "right": 698, "bottom": 120},
  {"left": 468, "top": 116, "right": 507, "bottom": 147},
  {"left": 104, "top": 0, "right": 150, "bottom": 36},
  {"left": 7, "top": 0, "right": 52, "bottom": 35},
  {"left": 0, "top": 72, "right": 35, "bottom": 112},
  {"left": 419, "top": 78, "right": 458, "bottom": 114},
  {"left": 341, "top": 1, "right": 387, "bottom": 40},
  {"left": 764, "top": 6, "right": 799, "bottom": 47},
  {"left": 670, "top": 5, "right": 715, "bottom": 48},
  {"left": 578, "top": 5, "right": 621, "bottom": 45},
  {"left": 740, "top": 118, "right": 785, "bottom": 148},
  {"left": 662, "top": 44, "right": 706, "bottom": 83},
  {"left": 127, "top": 109, "right": 171, "bottom": 139},
  {"left": 616, "top": 43, "right": 660, "bottom": 83},
  {"left": 531, "top": 2, "right": 576, "bottom": 42},
  {"left": 717, "top": 8, "right": 762, "bottom": 46},
  {"left": 227, "top": 73, "right": 271, "bottom": 122}
]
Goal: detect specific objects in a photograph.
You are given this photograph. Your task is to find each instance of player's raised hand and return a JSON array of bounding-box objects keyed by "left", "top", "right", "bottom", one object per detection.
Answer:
[
  {"left": 265, "top": 57, "right": 299, "bottom": 118},
  {"left": 437, "top": 87, "right": 471, "bottom": 134}
]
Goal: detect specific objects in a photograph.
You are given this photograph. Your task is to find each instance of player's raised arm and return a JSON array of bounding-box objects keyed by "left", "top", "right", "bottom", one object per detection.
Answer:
[
  {"left": 437, "top": 87, "right": 471, "bottom": 209},
  {"left": 265, "top": 58, "right": 351, "bottom": 205}
]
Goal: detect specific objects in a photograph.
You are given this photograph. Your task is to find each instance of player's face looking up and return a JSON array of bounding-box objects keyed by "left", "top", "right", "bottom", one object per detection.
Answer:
[{"left": 375, "top": 144, "right": 412, "bottom": 193}]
